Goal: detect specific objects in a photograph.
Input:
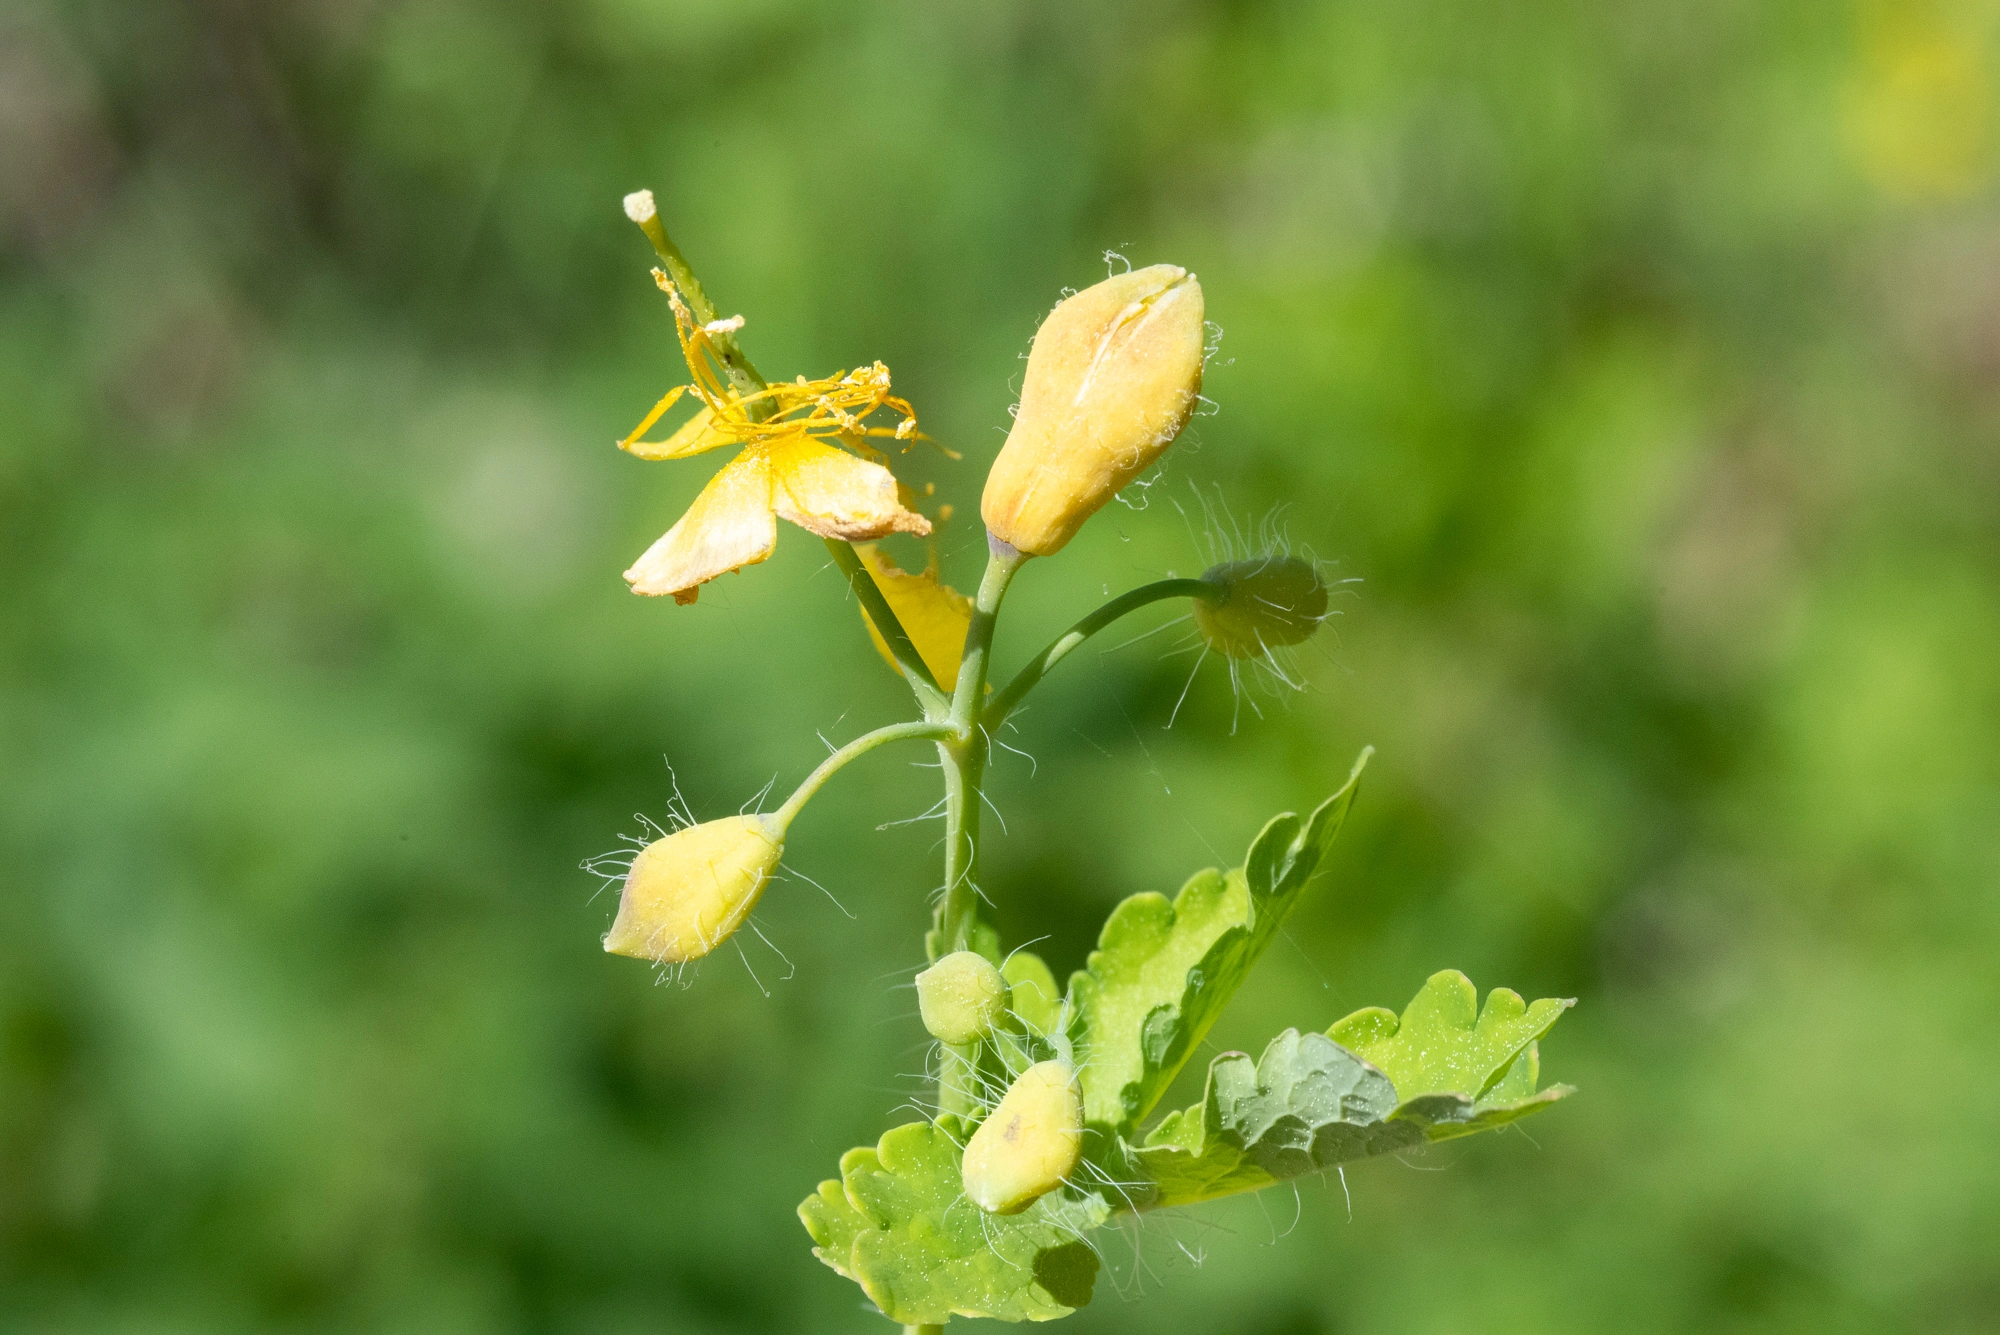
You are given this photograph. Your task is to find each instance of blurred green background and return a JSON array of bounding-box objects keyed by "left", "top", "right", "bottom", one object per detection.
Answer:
[{"left": 5, "top": 0, "right": 1998, "bottom": 1331}]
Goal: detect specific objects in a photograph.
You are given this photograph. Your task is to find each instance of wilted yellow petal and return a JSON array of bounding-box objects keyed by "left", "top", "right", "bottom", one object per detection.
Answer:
[
  {"left": 767, "top": 435, "right": 932, "bottom": 541},
  {"left": 624, "top": 451, "right": 777, "bottom": 603},
  {"left": 856, "top": 544, "right": 971, "bottom": 686},
  {"left": 622, "top": 403, "right": 733, "bottom": 460}
]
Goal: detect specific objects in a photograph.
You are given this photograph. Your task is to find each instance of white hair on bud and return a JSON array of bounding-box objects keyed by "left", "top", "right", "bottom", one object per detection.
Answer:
[{"left": 622, "top": 189, "right": 657, "bottom": 223}]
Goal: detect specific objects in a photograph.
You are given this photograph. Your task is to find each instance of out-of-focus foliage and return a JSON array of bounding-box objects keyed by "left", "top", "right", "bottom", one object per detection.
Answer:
[{"left": 3, "top": 0, "right": 1997, "bottom": 1331}]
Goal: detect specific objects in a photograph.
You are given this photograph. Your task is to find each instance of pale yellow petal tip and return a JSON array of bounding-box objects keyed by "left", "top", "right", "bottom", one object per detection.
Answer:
[{"left": 622, "top": 189, "right": 657, "bottom": 223}]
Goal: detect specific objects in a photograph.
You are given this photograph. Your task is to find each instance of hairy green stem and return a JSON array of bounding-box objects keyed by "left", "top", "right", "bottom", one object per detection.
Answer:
[
  {"left": 774, "top": 719, "right": 958, "bottom": 827},
  {"left": 986, "top": 577, "right": 1217, "bottom": 723},
  {"left": 935, "top": 550, "right": 1026, "bottom": 951},
  {"left": 930, "top": 548, "right": 1025, "bottom": 1118}
]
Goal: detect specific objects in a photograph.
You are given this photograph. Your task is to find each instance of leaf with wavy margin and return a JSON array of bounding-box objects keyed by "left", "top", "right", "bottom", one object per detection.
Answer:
[
  {"left": 1114, "top": 974, "right": 1575, "bottom": 1210},
  {"left": 1328, "top": 968, "right": 1573, "bottom": 1109},
  {"left": 799, "top": 1117, "right": 1109, "bottom": 1325},
  {"left": 1068, "top": 750, "right": 1371, "bottom": 1133}
]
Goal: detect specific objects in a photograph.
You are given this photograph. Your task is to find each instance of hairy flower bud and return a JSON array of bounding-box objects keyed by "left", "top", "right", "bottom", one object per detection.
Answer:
[
  {"left": 961, "top": 1060, "right": 1084, "bottom": 1215},
  {"left": 982, "top": 265, "right": 1205, "bottom": 556},
  {"left": 603, "top": 815, "right": 785, "bottom": 963},
  {"left": 915, "top": 950, "right": 1010, "bottom": 1044},
  {"left": 1192, "top": 555, "right": 1329, "bottom": 658}
]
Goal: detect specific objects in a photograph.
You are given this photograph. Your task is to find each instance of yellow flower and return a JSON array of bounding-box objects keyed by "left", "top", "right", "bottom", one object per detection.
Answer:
[
  {"left": 854, "top": 543, "right": 972, "bottom": 686},
  {"left": 621, "top": 277, "right": 931, "bottom": 603},
  {"left": 603, "top": 814, "right": 786, "bottom": 963},
  {"left": 982, "top": 264, "right": 1205, "bottom": 557}
]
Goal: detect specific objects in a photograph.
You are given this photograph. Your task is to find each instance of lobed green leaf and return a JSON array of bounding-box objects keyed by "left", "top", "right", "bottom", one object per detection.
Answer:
[
  {"left": 1328, "top": 968, "right": 1573, "bottom": 1106},
  {"left": 801, "top": 773, "right": 1579, "bottom": 1323},
  {"left": 1068, "top": 749, "right": 1372, "bottom": 1132},
  {"left": 1113, "top": 973, "right": 1576, "bottom": 1210},
  {"left": 799, "top": 1117, "right": 1109, "bottom": 1325},
  {"left": 1123, "top": 1028, "right": 1420, "bottom": 1208}
]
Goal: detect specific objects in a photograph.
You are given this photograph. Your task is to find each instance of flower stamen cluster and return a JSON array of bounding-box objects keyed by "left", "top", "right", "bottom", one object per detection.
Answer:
[
  {"left": 621, "top": 276, "right": 929, "bottom": 462},
  {"left": 618, "top": 275, "right": 933, "bottom": 604}
]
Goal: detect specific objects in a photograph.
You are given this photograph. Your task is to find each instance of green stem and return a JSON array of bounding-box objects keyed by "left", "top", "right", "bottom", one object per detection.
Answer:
[
  {"left": 929, "top": 547, "right": 1025, "bottom": 1118},
  {"left": 826, "top": 538, "right": 950, "bottom": 716},
  {"left": 905, "top": 1326, "right": 943, "bottom": 1335},
  {"left": 933, "top": 550, "right": 1026, "bottom": 951},
  {"left": 985, "top": 577, "right": 1217, "bottom": 724},
  {"left": 774, "top": 719, "right": 957, "bottom": 828}
]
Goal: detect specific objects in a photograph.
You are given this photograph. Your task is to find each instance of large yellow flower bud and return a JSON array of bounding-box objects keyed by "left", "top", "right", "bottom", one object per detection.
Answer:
[
  {"left": 960, "top": 1060, "right": 1084, "bottom": 1215},
  {"left": 982, "top": 265, "right": 1205, "bottom": 556},
  {"left": 603, "top": 815, "right": 785, "bottom": 963}
]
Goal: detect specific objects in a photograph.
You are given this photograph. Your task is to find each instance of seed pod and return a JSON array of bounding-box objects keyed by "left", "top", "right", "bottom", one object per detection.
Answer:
[
  {"left": 915, "top": 951, "right": 1010, "bottom": 1044},
  {"left": 981, "top": 265, "right": 1205, "bottom": 556},
  {"left": 1192, "top": 555, "right": 1329, "bottom": 658},
  {"left": 961, "top": 1060, "right": 1084, "bottom": 1215},
  {"left": 603, "top": 815, "right": 785, "bottom": 963}
]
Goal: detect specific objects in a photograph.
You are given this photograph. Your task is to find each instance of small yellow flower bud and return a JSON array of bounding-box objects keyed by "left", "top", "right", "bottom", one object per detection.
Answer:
[
  {"left": 961, "top": 1060, "right": 1084, "bottom": 1215},
  {"left": 982, "top": 265, "right": 1205, "bottom": 556},
  {"left": 915, "top": 951, "right": 1010, "bottom": 1044},
  {"left": 1192, "top": 555, "right": 1328, "bottom": 658},
  {"left": 603, "top": 815, "right": 785, "bottom": 963}
]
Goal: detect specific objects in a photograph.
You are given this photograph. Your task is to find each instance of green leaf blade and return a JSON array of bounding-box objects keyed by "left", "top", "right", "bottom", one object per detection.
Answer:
[
  {"left": 799, "top": 1118, "right": 1109, "bottom": 1325},
  {"left": 1123, "top": 970, "right": 1577, "bottom": 1210},
  {"left": 1071, "top": 750, "right": 1371, "bottom": 1134},
  {"left": 1127, "top": 1028, "right": 1422, "bottom": 1210},
  {"left": 1329, "top": 969, "right": 1573, "bottom": 1106}
]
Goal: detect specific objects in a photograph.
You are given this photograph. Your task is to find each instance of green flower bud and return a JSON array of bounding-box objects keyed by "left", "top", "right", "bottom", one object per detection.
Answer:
[
  {"left": 915, "top": 950, "right": 1010, "bottom": 1044},
  {"left": 982, "top": 265, "right": 1205, "bottom": 556},
  {"left": 1192, "top": 555, "right": 1328, "bottom": 658},
  {"left": 960, "top": 1060, "right": 1084, "bottom": 1215},
  {"left": 603, "top": 815, "right": 785, "bottom": 963}
]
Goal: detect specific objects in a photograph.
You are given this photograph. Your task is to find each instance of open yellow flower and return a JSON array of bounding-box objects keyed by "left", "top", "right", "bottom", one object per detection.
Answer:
[{"left": 620, "top": 276, "right": 931, "bottom": 603}]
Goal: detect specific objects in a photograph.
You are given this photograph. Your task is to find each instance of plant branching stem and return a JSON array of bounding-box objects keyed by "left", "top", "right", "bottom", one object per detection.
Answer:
[
  {"left": 632, "top": 199, "right": 1226, "bottom": 1329},
  {"left": 934, "top": 550, "right": 1025, "bottom": 950},
  {"left": 929, "top": 548, "right": 1024, "bottom": 1118},
  {"left": 985, "top": 577, "right": 1218, "bottom": 724},
  {"left": 774, "top": 720, "right": 958, "bottom": 828}
]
